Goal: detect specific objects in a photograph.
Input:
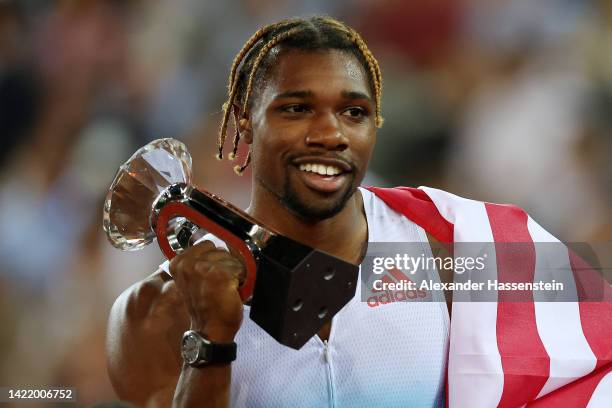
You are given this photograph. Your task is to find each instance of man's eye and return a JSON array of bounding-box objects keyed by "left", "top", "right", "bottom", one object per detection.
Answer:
[
  {"left": 282, "top": 105, "right": 309, "bottom": 113},
  {"left": 341, "top": 107, "right": 367, "bottom": 118}
]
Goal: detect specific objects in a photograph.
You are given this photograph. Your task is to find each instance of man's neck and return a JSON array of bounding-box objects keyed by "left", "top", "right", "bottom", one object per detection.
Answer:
[{"left": 248, "top": 188, "right": 368, "bottom": 265}]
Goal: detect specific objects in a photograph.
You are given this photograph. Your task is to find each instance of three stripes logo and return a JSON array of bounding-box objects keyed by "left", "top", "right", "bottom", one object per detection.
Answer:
[{"left": 366, "top": 267, "right": 427, "bottom": 308}]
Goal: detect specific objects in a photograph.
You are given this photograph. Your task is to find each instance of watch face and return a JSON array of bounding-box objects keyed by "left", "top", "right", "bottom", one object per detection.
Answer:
[{"left": 181, "top": 332, "right": 200, "bottom": 364}]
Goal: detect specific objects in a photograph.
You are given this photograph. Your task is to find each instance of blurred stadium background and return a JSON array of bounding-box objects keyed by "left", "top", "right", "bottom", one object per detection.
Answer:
[{"left": 0, "top": 0, "right": 611, "bottom": 405}]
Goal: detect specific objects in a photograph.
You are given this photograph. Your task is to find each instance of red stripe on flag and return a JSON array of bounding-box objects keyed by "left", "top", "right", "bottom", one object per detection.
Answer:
[
  {"left": 486, "top": 203, "right": 550, "bottom": 407},
  {"left": 569, "top": 251, "right": 612, "bottom": 371},
  {"left": 365, "top": 187, "right": 454, "bottom": 243},
  {"left": 526, "top": 363, "right": 612, "bottom": 407}
]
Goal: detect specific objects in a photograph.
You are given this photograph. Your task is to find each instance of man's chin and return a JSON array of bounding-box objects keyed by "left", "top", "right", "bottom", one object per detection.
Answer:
[
  {"left": 285, "top": 200, "right": 345, "bottom": 221},
  {"left": 282, "top": 184, "right": 357, "bottom": 221}
]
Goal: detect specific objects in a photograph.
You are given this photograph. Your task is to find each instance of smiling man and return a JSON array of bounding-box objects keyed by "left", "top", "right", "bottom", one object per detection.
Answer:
[
  {"left": 107, "top": 16, "right": 449, "bottom": 407},
  {"left": 106, "top": 16, "right": 612, "bottom": 408}
]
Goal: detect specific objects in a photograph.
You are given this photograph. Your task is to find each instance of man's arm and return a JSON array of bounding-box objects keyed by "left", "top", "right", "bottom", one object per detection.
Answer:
[
  {"left": 107, "top": 241, "right": 244, "bottom": 407},
  {"left": 106, "top": 271, "right": 188, "bottom": 407}
]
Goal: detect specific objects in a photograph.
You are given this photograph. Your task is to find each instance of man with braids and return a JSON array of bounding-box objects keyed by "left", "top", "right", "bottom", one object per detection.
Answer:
[
  {"left": 107, "top": 15, "right": 612, "bottom": 408},
  {"left": 108, "top": 15, "right": 447, "bottom": 408}
]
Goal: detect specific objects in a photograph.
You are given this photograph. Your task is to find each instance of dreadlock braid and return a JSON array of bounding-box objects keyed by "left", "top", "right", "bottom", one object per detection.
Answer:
[
  {"left": 233, "top": 150, "right": 252, "bottom": 175},
  {"left": 218, "top": 28, "right": 275, "bottom": 160},
  {"left": 241, "top": 27, "right": 302, "bottom": 122},
  {"left": 217, "top": 16, "right": 384, "bottom": 174},
  {"left": 230, "top": 28, "right": 302, "bottom": 172},
  {"left": 346, "top": 29, "right": 384, "bottom": 127},
  {"left": 217, "top": 20, "right": 301, "bottom": 160}
]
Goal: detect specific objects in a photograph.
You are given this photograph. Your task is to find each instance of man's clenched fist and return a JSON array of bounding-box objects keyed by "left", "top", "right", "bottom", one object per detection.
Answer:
[{"left": 169, "top": 240, "right": 245, "bottom": 343}]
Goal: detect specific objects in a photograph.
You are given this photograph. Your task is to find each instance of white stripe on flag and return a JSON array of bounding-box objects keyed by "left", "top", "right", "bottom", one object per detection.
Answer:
[
  {"left": 527, "top": 216, "right": 597, "bottom": 398},
  {"left": 420, "top": 187, "right": 504, "bottom": 408},
  {"left": 586, "top": 372, "right": 612, "bottom": 408}
]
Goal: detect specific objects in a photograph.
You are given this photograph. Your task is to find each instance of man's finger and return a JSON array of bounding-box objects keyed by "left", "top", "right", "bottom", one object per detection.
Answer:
[{"left": 169, "top": 240, "right": 218, "bottom": 274}]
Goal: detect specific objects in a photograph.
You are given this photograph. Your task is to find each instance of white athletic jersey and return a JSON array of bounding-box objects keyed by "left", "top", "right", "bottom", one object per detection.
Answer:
[{"left": 163, "top": 187, "right": 450, "bottom": 407}]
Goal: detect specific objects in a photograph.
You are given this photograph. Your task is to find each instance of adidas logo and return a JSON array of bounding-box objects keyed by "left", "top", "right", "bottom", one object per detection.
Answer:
[{"left": 366, "top": 267, "right": 427, "bottom": 307}]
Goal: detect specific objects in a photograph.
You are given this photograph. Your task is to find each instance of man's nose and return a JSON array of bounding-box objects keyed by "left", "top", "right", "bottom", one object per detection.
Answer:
[{"left": 305, "top": 113, "right": 349, "bottom": 151}]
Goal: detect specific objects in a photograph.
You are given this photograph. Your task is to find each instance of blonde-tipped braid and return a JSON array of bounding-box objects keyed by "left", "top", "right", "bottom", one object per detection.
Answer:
[
  {"left": 347, "top": 29, "right": 384, "bottom": 127},
  {"left": 229, "top": 28, "right": 301, "bottom": 174},
  {"left": 217, "top": 20, "right": 300, "bottom": 161},
  {"left": 241, "top": 28, "right": 302, "bottom": 123},
  {"left": 233, "top": 150, "right": 252, "bottom": 175},
  {"left": 217, "top": 28, "right": 270, "bottom": 160}
]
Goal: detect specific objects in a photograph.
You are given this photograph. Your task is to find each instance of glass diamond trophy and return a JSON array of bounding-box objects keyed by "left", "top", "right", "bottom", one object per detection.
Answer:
[{"left": 103, "top": 138, "right": 358, "bottom": 349}]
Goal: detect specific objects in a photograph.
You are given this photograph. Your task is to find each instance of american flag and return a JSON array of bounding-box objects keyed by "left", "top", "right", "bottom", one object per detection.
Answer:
[{"left": 367, "top": 186, "right": 612, "bottom": 408}]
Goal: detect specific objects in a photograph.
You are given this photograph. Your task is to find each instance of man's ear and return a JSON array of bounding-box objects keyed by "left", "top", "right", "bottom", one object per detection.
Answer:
[{"left": 232, "top": 103, "right": 253, "bottom": 145}]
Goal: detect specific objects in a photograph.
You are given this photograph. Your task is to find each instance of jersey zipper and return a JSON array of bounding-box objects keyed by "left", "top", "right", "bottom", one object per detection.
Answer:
[{"left": 323, "top": 339, "right": 335, "bottom": 407}]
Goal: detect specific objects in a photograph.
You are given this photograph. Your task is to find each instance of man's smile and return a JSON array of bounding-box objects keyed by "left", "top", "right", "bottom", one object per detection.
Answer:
[
  {"left": 290, "top": 156, "right": 353, "bottom": 194},
  {"left": 291, "top": 166, "right": 349, "bottom": 193}
]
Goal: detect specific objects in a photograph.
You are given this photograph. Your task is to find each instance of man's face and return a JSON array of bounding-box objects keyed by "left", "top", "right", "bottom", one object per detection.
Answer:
[{"left": 246, "top": 49, "right": 376, "bottom": 220}]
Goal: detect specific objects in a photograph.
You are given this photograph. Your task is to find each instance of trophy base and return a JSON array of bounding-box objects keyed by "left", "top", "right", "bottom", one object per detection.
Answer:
[{"left": 250, "top": 236, "right": 358, "bottom": 349}]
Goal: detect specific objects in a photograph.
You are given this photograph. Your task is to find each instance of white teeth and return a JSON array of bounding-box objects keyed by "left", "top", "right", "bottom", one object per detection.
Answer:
[{"left": 298, "top": 163, "right": 341, "bottom": 176}]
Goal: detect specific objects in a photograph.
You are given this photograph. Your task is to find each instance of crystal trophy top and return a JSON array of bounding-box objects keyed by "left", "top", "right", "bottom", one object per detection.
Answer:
[{"left": 103, "top": 138, "right": 193, "bottom": 251}]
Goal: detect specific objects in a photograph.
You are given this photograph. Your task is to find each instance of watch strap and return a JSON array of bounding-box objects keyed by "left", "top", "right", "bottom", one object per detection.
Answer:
[{"left": 205, "top": 340, "right": 237, "bottom": 364}]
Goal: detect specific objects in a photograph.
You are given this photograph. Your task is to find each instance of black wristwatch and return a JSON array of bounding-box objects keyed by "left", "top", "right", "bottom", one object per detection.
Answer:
[{"left": 181, "top": 330, "right": 237, "bottom": 367}]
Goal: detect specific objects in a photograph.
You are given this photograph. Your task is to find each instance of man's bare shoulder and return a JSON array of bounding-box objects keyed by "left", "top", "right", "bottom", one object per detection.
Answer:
[
  {"left": 107, "top": 269, "right": 189, "bottom": 405},
  {"left": 109, "top": 270, "right": 175, "bottom": 326}
]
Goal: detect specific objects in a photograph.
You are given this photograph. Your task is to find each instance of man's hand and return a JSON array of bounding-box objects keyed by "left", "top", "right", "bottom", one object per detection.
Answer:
[
  {"left": 169, "top": 240, "right": 245, "bottom": 342},
  {"left": 107, "top": 240, "right": 246, "bottom": 407}
]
